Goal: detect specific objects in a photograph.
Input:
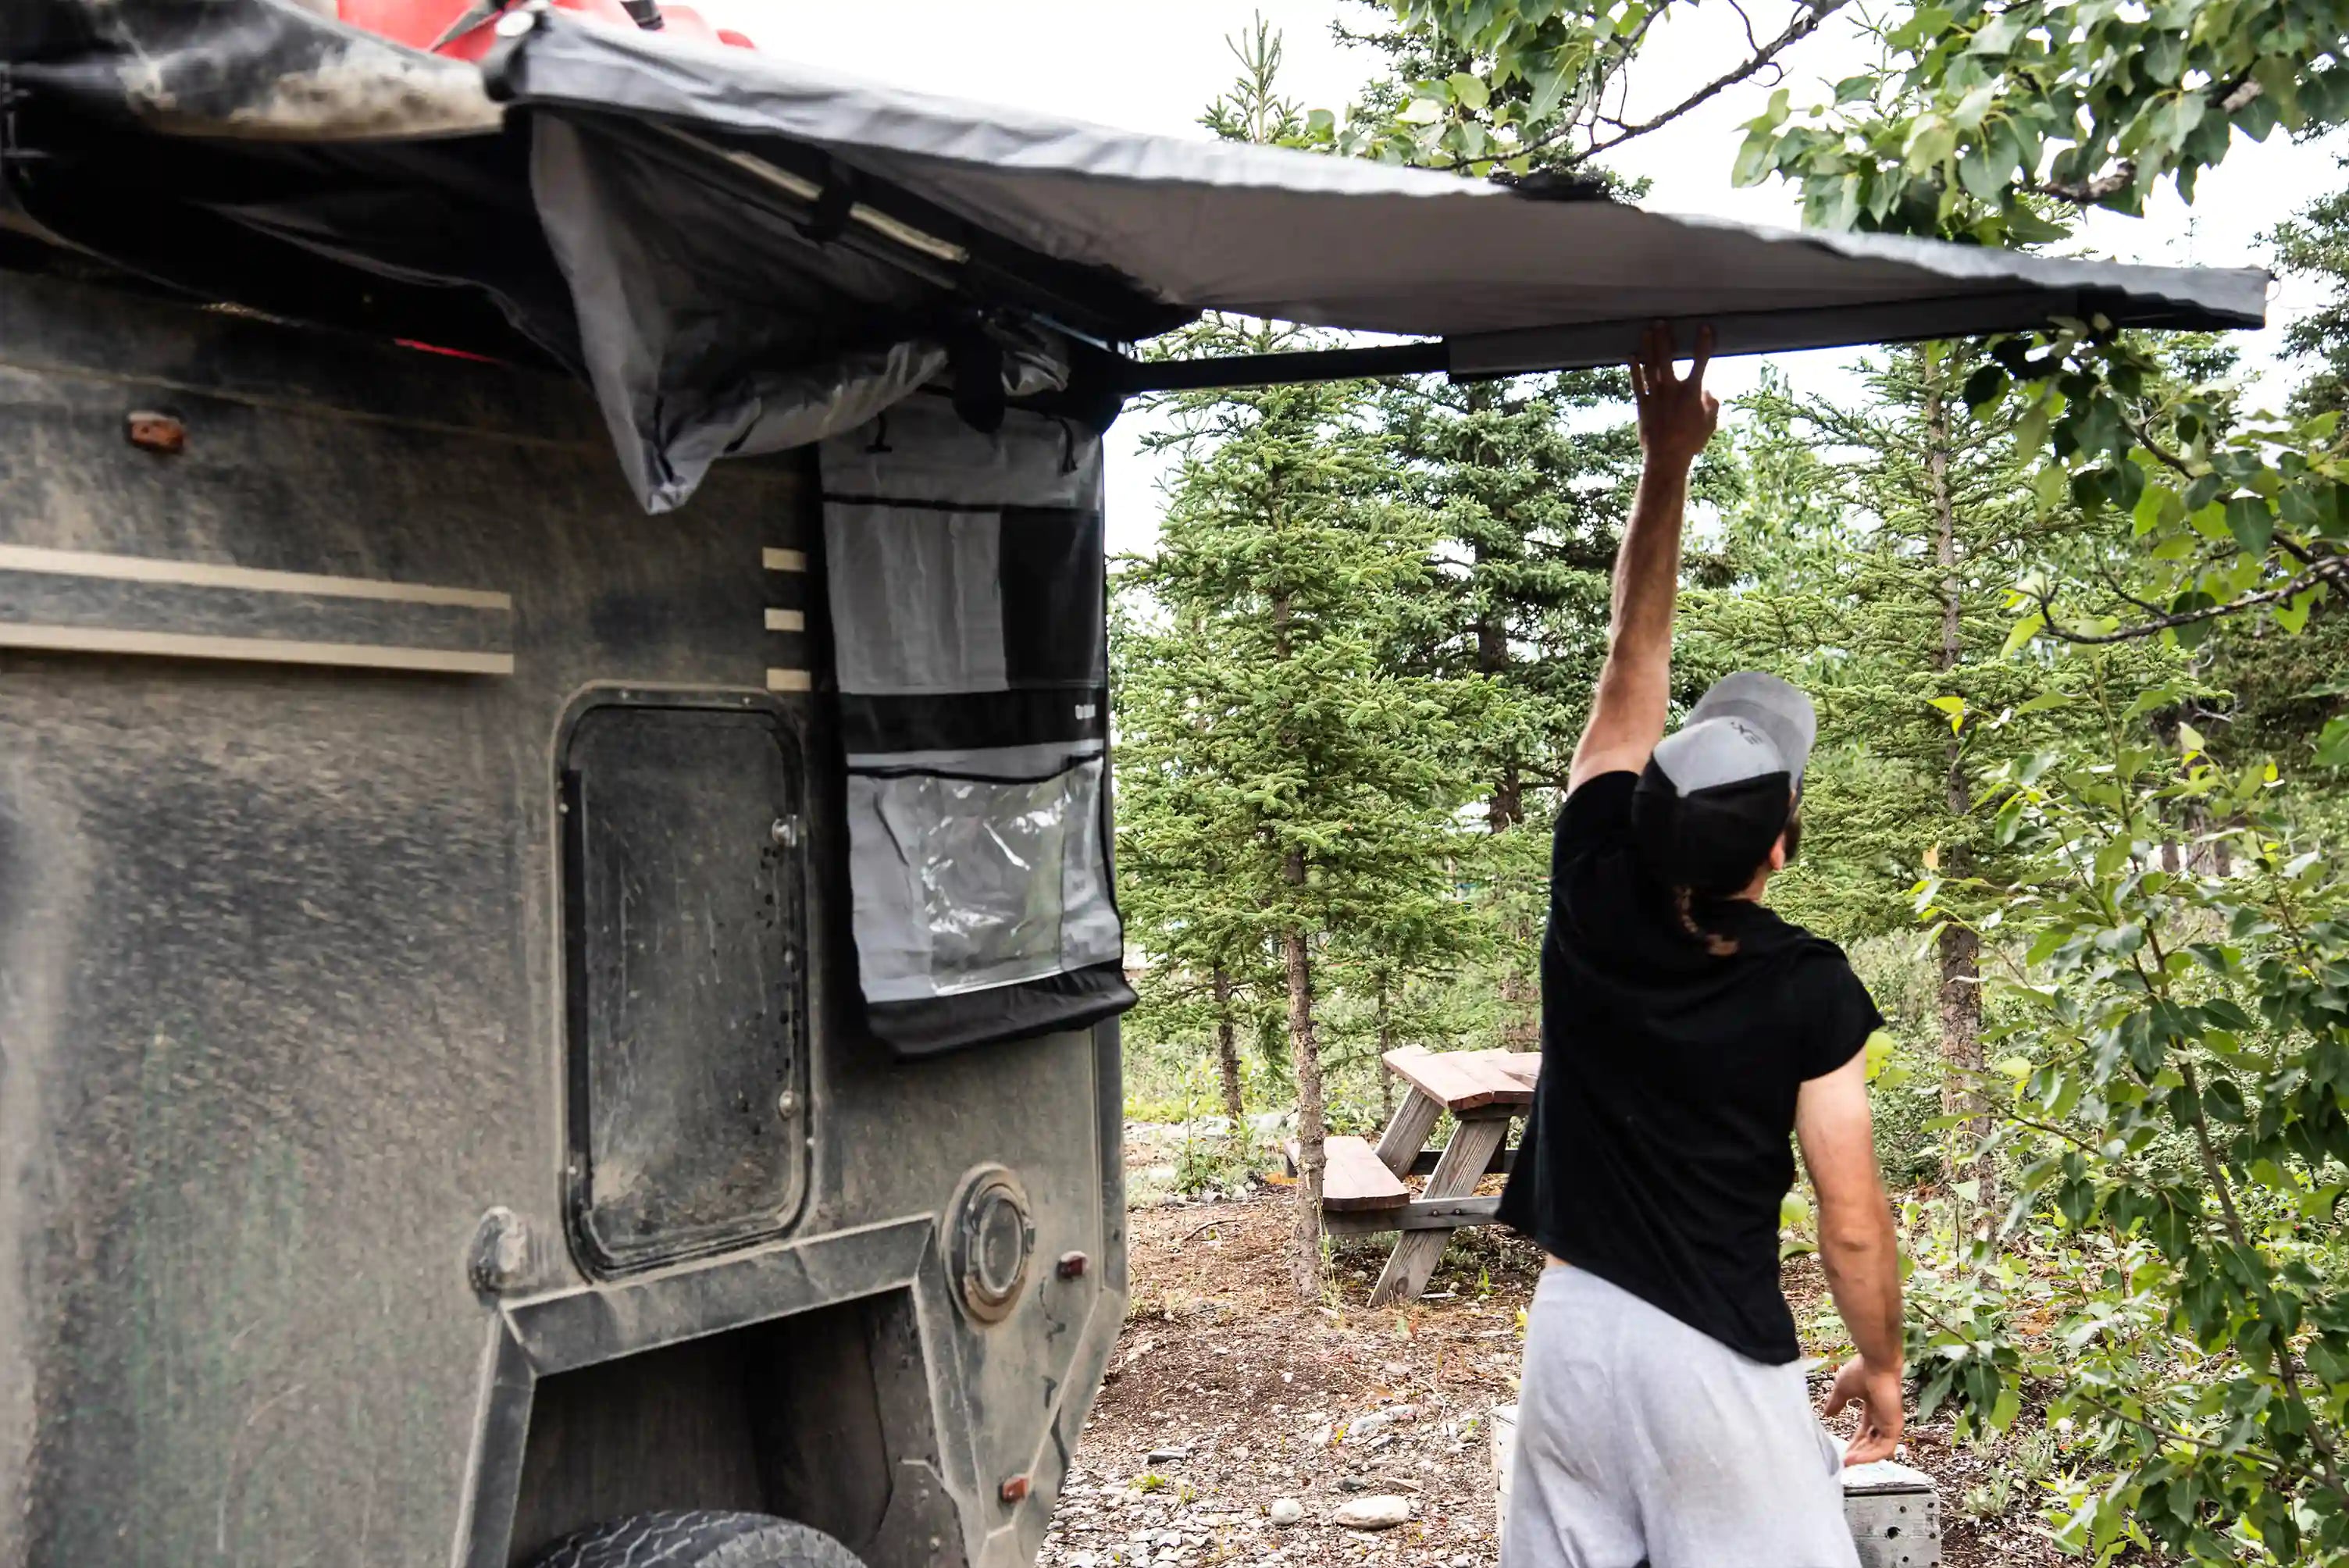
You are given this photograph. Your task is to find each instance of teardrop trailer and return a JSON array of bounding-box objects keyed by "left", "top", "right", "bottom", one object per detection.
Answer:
[{"left": 0, "top": 4, "right": 2269, "bottom": 1566}]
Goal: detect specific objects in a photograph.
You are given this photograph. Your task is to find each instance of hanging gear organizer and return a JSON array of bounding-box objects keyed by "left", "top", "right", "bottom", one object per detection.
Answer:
[{"left": 820, "top": 401, "right": 1133, "bottom": 1056}]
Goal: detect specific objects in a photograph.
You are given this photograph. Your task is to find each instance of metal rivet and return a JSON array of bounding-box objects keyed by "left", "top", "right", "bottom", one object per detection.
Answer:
[
  {"left": 999, "top": 1474, "right": 1030, "bottom": 1505},
  {"left": 770, "top": 817, "right": 797, "bottom": 847},
  {"left": 1057, "top": 1250, "right": 1089, "bottom": 1280},
  {"left": 776, "top": 1089, "right": 799, "bottom": 1118}
]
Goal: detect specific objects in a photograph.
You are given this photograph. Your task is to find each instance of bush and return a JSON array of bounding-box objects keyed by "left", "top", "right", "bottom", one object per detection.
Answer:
[{"left": 1908, "top": 683, "right": 2349, "bottom": 1566}]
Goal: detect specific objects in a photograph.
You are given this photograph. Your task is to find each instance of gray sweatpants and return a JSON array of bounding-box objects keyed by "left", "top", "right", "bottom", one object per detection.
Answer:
[{"left": 1502, "top": 1265, "right": 1858, "bottom": 1568}]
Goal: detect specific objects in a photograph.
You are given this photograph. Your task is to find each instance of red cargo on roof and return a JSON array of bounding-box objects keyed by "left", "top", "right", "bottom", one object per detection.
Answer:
[{"left": 337, "top": 0, "right": 754, "bottom": 60}]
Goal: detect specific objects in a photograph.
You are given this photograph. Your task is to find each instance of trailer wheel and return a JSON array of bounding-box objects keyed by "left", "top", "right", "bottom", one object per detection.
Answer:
[{"left": 523, "top": 1509, "right": 869, "bottom": 1568}]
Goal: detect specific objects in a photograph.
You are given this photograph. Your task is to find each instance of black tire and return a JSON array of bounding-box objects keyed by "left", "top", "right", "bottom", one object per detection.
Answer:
[{"left": 523, "top": 1509, "right": 869, "bottom": 1568}]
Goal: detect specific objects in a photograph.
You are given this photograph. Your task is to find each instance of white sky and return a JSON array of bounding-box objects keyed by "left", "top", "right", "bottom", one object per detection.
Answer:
[{"left": 696, "top": 1, "right": 2338, "bottom": 555}]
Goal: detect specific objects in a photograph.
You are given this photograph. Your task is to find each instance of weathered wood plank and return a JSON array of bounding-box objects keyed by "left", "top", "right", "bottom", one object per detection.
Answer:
[
  {"left": 1297, "top": 1135, "right": 1410, "bottom": 1211},
  {"left": 1371, "top": 1117, "right": 1509, "bottom": 1305},
  {"left": 1382, "top": 1047, "right": 1541, "bottom": 1113},
  {"left": 1410, "top": 1146, "right": 1514, "bottom": 1177},
  {"left": 1371, "top": 1086, "right": 1444, "bottom": 1178},
  {"left": 1321, "top": 1194, "right": 1502, "bottom": 1236}
]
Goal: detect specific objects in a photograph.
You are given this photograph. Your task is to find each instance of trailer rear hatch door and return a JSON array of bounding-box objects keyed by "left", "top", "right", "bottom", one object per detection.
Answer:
[{"left": 561, "top": 697, "right": 807, "bottom": 1275}]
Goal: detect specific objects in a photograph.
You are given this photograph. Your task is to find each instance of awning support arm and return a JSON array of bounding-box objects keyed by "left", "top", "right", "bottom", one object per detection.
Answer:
[
  {"left": 1113, "top": 284, "right": 2243, "bottom": 394},
  {"left": 1117, "top": 340, "right": 1448, "bottom": 393}
]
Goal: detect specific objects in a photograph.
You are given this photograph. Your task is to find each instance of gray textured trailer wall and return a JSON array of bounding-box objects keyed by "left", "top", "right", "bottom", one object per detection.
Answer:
[{"left": 0, "top": 272, "right": 1123, "bottom": 1568}]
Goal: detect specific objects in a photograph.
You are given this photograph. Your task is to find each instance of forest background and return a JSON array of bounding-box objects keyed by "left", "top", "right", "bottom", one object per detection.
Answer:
[
  {"left": 1082, "top": 4, "right": 2349, "bottom": 1565},
  {"left": 686, "top": 0, "right": 2349, "bottom": 1557}
]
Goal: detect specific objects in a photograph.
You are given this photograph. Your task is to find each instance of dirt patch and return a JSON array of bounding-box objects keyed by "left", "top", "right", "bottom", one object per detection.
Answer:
[{"left": 1042, "top": 1188, "right": 2069, "bottom": 1567}]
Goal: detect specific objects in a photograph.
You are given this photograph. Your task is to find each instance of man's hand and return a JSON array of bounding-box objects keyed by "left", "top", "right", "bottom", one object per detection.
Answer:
[
  {"left": 1630, "top": 321, "right": 1720, "bottom": 468},
  {"left": 1823, "top": 1355, "right": 1905, "bottom": 1467}
]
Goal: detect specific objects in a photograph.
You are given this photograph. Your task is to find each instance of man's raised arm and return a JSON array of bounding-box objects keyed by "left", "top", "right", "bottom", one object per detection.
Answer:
[{"left": 1569, "top": 323, "right": 1720, "bottom": 793}]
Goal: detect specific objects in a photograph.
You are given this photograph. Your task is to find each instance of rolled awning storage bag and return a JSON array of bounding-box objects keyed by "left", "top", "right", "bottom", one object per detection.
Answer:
[{"left": 821, "top": 400, "right": 1134, "bottom": 1056}]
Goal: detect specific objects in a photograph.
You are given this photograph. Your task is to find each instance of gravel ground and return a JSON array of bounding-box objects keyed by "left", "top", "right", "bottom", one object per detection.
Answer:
[{"left": 1039, "top": 1169, "right": 2083, "bottom": 1568}]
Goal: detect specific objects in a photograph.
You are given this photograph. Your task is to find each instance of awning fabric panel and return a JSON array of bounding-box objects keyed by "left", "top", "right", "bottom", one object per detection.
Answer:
[{"left": 493, "top": 14, "right": 2271, "bottom": 345}]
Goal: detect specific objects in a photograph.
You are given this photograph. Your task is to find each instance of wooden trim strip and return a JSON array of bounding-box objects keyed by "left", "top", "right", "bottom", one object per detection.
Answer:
[
  {"left": 765, "top": 668, "right": 813, "bottom": 693},
  {"left": 761, "top": 548, "right": 807, "bottom": 573},
  {"left": 0, "top": 543, "right": 511, "bottom": 610},
  {"left": 763, "top": 608, "right": 805, "bottom": 633},
  {"left": 0, "top": 623, "right": 512, "bottom": 675}
]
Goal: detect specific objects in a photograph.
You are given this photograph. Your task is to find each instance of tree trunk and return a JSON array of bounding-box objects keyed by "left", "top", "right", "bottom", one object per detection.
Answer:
[
  {"left": 1476, "top": 565, "right": 1522, "bottom": 830},
  {"left": 1282, "top": 851, "right": 1326, "bottom": 1301},
  {"left": 1376, "top": 971, "right": 1395, "bottom": 1120},
  {"left": 1924, "top": 373, "right": 1992, "bottom": 1211},
  {"left": 1467, "top": 383, "right": 1525, "bottom": 834},
  {"left": 1212, "top": 965, "right": 1244, "bottom": 1124}
]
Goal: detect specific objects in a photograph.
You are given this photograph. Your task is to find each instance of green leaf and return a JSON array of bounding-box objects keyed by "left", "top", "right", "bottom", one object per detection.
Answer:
[
  {"left": 1989, "top": 1384, "right": 2021, "bottom": 1432},
  {"left": 1446, "top": 72, "right": 1490, "bottom": 111},
  {"left": 2032, "top": 463, "right": 2069, "bottom": 513},
  {"left": 1905, "top": 118, "right": 1959, "bottom": 174},
  {"left": 2198, "top": 998, "right": 2255, "bottom": 1032},
  {"left": 2001, "top": 611, "right": 2046, "bottom": 657},
  {"left": 1957, "top": 141, "right": 2006, "bottom": 201},
  {"left": 1398, "top": 94, "right": 1445, "bottom": 126},
  {"left": 2318, "top": 715, "right": 2349, "bottom": 768},
  {"left": 2014, "top": 403, "right": 2050, "bottom": 464},
  {"left": 1961, "top": 362, "right": 2007, "bottom": 409},
  {"left": 1862, "top": 1028, "right": 1898, "bottom": 1081},
  {"left": 2224, "top": 496, "right": 2276, "bottom": 554},
  {"left": 2273, "top": 584, "right": 2320, "bottom": 634},
  {"left": 1834, "top": 74, "right": 1877, "bottom": 104},
  {"left": 1952, "top": 84, "right": 1998, "bottom": 132},
  {"left": 2133, "top": 479, "right": 2181, "bottom": 537}
]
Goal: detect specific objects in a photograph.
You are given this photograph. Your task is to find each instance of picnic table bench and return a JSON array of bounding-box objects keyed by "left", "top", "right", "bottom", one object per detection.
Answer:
[{"left": 1309, "top": 1046, "right": 1540, "bottom": 1306}]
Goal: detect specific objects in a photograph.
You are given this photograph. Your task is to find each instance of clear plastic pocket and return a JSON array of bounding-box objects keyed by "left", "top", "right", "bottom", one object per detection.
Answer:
[{"left": 847, "top": 754, "right": 1120, "bottom": 1003}]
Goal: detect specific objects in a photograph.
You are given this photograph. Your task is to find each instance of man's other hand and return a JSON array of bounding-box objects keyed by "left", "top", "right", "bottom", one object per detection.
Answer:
[
  {"left": 1822, "top": 1355, "right": 1905, "bottom": 1466},
  {"left": 1630, "top": 321, "right": 1720, "bottom": 467}
]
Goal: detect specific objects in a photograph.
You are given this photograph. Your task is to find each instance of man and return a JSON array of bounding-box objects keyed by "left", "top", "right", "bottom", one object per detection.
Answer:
[{"left": 1495, "top": 324, "right": 1905, "bottom": 1568}]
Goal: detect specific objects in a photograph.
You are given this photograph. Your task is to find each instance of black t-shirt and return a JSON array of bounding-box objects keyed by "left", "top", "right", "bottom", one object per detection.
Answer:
[{"left": 1495, "top": 770, "right": 1884, "bottom": 1365}]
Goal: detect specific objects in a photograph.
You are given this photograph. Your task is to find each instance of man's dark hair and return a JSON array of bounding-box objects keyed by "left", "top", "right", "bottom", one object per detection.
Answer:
[{"left": 1667, "top": 798, "right": 1801, "bottom": 957}]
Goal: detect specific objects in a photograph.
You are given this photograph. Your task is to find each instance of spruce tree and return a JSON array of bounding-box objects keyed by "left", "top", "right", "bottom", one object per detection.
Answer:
[
  {"left": 1688, "top": 347, "right": 2095, "bottom": 1203},
  {"left": 1371, "top": 372, "right": 1634, "bottom": 1044},
  {"left": 1117, "top": 317, "right": 1490, "bottom": 1298}
]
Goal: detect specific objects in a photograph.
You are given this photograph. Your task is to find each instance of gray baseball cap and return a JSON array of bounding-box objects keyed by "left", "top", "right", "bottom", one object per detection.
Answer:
[
  {"left": 1684, "top": 671, "right": 1816, "bottom": 783},
  {"left": 1632, "top": 672, "right": 1816, "bottom": 894}
]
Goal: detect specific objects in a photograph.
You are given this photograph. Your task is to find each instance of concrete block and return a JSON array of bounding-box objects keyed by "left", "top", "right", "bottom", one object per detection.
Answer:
[{"left": 1841, "top": 1458, "right": 1941, "bottom": 1568}]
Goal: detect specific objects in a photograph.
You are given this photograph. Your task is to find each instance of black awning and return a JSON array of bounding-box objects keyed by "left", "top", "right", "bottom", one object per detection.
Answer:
[{"left": 3, "top": 0, "right": 2271, "bottom": 512}]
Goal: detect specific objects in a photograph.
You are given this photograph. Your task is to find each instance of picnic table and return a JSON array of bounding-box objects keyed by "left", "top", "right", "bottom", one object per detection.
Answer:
[{"left": 1313, "top": 1046, "right": 1540, "bottom": 1306}]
